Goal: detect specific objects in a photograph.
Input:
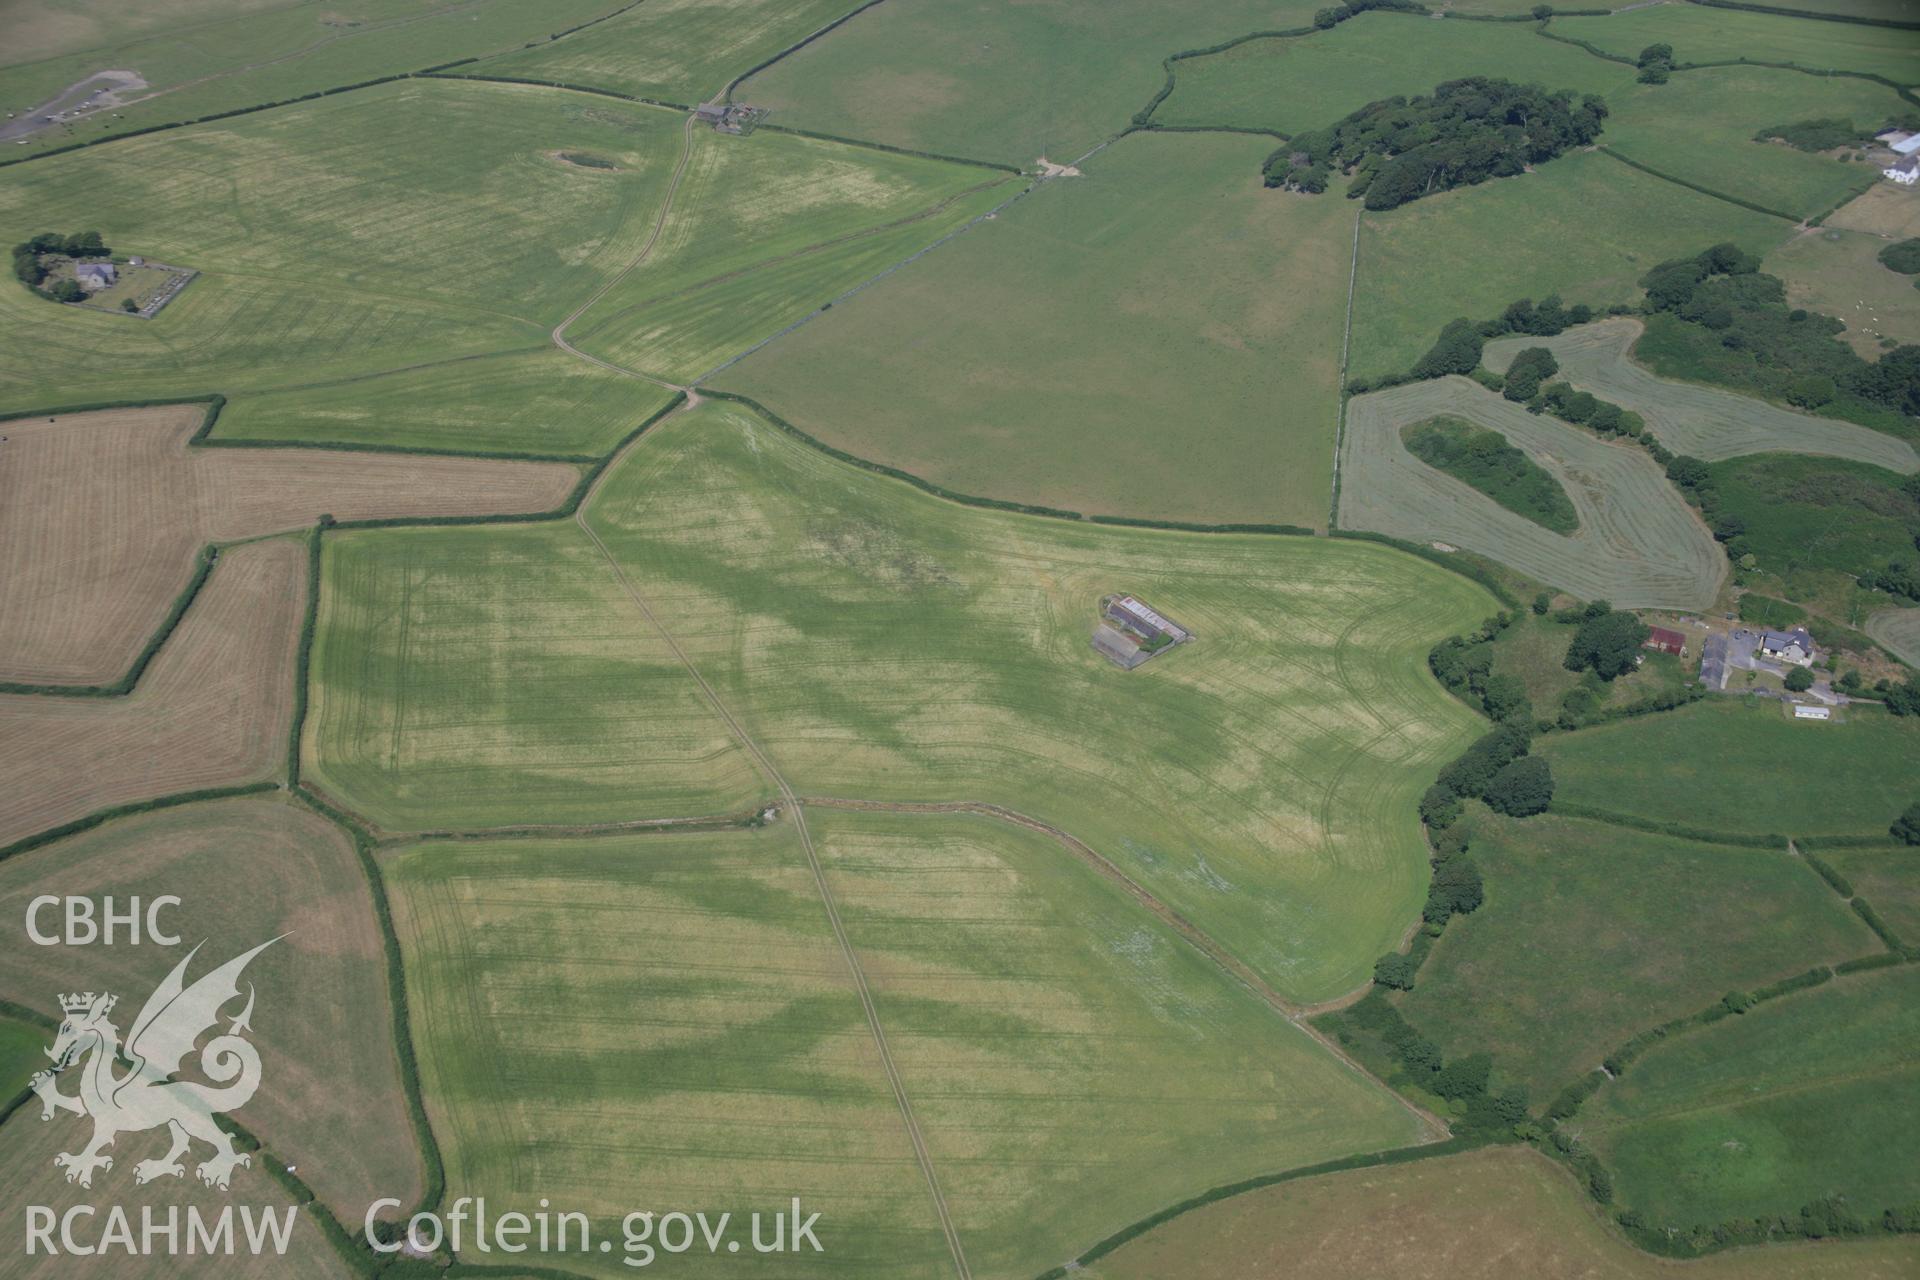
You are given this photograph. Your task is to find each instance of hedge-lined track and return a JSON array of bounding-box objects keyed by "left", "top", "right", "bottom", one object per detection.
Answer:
[
  {"left": 1550, "top": 5, "right": 1920, "bottom": 84},
  {"left": 0, "top": 406, "right": 578, "bottom": 686},
  {"left": 1483, "top": 318, "right": 1920, "bottom": 472},
  {"left": 1338, "top": 378, "right": 1725, "bottom": 609},
  {"left": 0, "top": 794, "right": 423, "bottom": 1225},
  {"left": 0, "top": 538, "right": 302, "bottom": 849}
]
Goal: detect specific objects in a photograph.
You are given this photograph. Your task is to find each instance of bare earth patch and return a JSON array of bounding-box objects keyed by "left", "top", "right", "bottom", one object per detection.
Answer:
[
  {"left": 0, "top": 537, "right": 302, "bottom": 847},
  {"left": 0, "top": 794, "right": 423, "bottom": 1224},
  {"left": 0, "top": 405, "right": 579, "bottom": 684}
]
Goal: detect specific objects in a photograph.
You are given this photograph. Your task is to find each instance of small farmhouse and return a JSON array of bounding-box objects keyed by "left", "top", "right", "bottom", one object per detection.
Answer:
[
  {"left": 1886, "top": 156, "right": 1919, "bottom": 186},
  {"left": 1759, "top": 628, "right": 1815, "bottom": 666},
  {"left": 1643, "top": 626, "right": 1686, "bottom": 657},
  {"left": 73, "top": 261, "right": 116, "bottom": 289}
]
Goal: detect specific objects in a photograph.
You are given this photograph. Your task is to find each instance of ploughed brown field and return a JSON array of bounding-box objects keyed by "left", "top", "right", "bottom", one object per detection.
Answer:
[
  {"left": 0, "top": 405, "right": 580, "bottom": 685},
  {"left": 0, "top": 537, "right": 301, "bottom": 846},
  {"left": 0, "top": 794, "right": 423, "bottom": 1224}
]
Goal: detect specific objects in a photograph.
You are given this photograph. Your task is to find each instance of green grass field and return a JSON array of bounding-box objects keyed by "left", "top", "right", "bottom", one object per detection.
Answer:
[
  {"left": 1867, "top": 605, "right": 1920, "bottom": 666},
  {"left": 1155, "top": 14, "right": 1634, "bottom": 134},
  {"left": 1483, "top": 319, "right": 1920, "bottom": 468},
  {"left": 735, "top": 0, "right": 1325, "bottom": 166},
  {"left": 0, "top": 1016, "right": 44, "bottom": 1100},
  {"left": 1551, "top": 7, "right": 1920, "bottom": 85},
  {"left": 1347, "top": 150, "right": 1788, "bottom": 382},
  {"left": 312, "top": 396, "right": 1497, "bottom": 1001},
  {"left": 568, "top": 126, "right": 1015, "bottom": 384},
  {"left": 1397, "top": 810, "right": 1875, "bottom": 1099},
  {"left": 1770, "top": 226, "right": 1920, "bottom": 359},
  {"left": 0, "top": 0, "right": 622, "bottom": 159},
  {"left": 215, "top": 348, "right": 678, "bottom": 455},
  {"left": 474, "top": 0, "right": 860, "bottom": 104},
  {"left": 1705, "top": 453, "right": 1919, "bottom": 579},
  {"left": 1598, "top": 68, "right": 1894, "bottom": 221},
  {"left": 1538, "top": 699, "right": 1920, "bottom": 839},
  {"left": 388, "top": 813, "right": 1418, "bottom": 1278},
  {"left": 723, "top": 131, "right": 1353, "bottom": 527},
  {"left": 1823, "top": 848, "right": 1920, "bottom": 946},
  {"left": 1339, "top": 378, "right": 1724, "bottom": 609},
  {"left": 0, "top": 795, "right": 423, "bottom": 1224},
  {"left": 1584, "top": 966, "right": 1920, "bottom": 1226}
]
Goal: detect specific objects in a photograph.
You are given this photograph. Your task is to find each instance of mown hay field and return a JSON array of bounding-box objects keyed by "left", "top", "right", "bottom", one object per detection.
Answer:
[
  {"left": 1155, "top": 14, "right": 1633, "bottom": 134},
  {"left": 315, "top": 397, "right": 1497, "bottom": 1002},
  {"left": 1397, "top": 810, "right": 1875, "bottom": 1100},
  {"left": 1483, "top": 318, "right": 1920, "bottom": 472},
  {"left": 1537, "top": 698, "right": 1920, "bottom": 839},
  {"left": 1552, "top": 7, "right": 1920, "bottom": 85},
  {"left": 568, "top": 127, "right": 1017, "bottom": 384},
  {"left": 215, "top": 348, "right": 680, "bottom": 456},
  {"left": 1826, "top": 182, "right": 1920, "bottom": 239},
  {"left": 0, "top": 0, "right": 618, "bottom": 159},
  {"left": 1822, "top": 848, "right": 1920, "bottom": 945},
  {"left": 0, "top": 537, "right": 302, "bottom": 846},
  {"left": 1866, "top": 605, "right": 1920, "bottom": 665},
  {"left": 1598, "top": 68, "right": 1893, "bottom": 221},
  {"left": 0, "top": 795, "right": 422, "bottom": 1223},
  {"left": 388, "top": 813, "right": 1419, "bottom": 1279},
  {"left": 0, "top": 1109, "right": 353, "bottom": 1280},
  {"left": 474, "top": 0, "right": 861, "bottom": 104},
  {"left": 1347, "top": 151, "right": 1787, "bottom": 382},
  {"left": 0, "top": 406, "right": 577, "bottom": 685},
  {"left": 1584, "top": 966, "right": 1920, "bottom": 1226},
  {"left": 1339, "top": 378, "right": 1725, "bottom": 609},
  {"left": 735, "top": 0, "right": 1323, "bottom": 166},
  {"left": 1083, "top": 1144, "right": 1920, "bottom": 1280},
  {"left": 1769, "top": 226, "right": 1920, "bottom": 359},
  {"left": 724, "top": 131, "right": 1353, "bottom": 528}
]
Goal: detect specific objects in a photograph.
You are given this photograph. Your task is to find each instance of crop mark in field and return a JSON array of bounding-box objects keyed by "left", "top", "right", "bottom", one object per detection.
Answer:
[
  {"left": 571, "top": 447, "right": 973, "bottom": 1279},
  {"left": 796, "top": 796, "right": 1448, "bottom": 1141}
]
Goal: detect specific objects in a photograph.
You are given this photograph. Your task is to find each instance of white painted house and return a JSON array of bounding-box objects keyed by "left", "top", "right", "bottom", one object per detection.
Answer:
[{"left": 1887, "top": 156, "right": 1919, "bottom": 186}]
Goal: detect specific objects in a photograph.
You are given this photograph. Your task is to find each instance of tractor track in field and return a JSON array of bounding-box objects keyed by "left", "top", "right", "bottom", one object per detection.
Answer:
[{"left": 571, "top": 443, "right": 973, "bottom": 1280}]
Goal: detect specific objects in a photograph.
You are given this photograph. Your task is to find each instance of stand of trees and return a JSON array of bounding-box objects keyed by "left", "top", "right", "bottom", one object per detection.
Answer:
[
  {"left": 1264, "top": 77, "right": 1607, "bottom": 209},
  {"left": 12, "top": 229, "right": 114, "bottom": 302},
  {"left": 1562, "top": 600, "right": 1649, "bottom": 679}
]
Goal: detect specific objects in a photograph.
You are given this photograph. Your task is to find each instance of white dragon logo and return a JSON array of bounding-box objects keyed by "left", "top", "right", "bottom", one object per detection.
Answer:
[{"left": 30, "top": 938, "right": 278, "bottom": 1191}]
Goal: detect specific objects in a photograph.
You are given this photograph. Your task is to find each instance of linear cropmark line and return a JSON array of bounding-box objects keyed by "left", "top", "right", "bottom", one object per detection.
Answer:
[{"left": 573, "top": 495, "right": 974, "bottom": 1280}]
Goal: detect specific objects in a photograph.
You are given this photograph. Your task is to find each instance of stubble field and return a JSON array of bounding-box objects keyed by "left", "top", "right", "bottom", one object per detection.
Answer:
[{"left": 0, "top": 405, "right": 577, "bottom": 686}]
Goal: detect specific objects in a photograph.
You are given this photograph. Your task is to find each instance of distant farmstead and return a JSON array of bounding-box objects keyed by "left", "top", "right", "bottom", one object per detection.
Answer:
[
  {"left": 1092, "top": 594, "right": 1194, "bottom": 669},
  {"left": 1643, "top": 626, "right": 1686, "bottom": 657}
]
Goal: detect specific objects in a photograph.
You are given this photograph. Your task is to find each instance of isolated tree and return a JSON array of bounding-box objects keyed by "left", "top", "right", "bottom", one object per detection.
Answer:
[
  {"left": 1784, "top": 666, "right": 1814, "bottom": 693},
  {"left": 1532, "top": 591, "right": 1553, "bottom": 615},
  {"left": 1891, "top": 801, "right": 1920, "bottom": 846},
  {"left": 120, "top": 297, "right": 138, "bottom": 313},
  {"left": 1483, "top": 756, "right": 1554, "bottom": 816},
  {"left": 1564, "top": 609, "right": 1649, "bottom": 679}
]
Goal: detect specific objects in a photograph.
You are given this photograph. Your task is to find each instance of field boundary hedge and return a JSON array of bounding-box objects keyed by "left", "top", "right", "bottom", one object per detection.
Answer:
[
  {"left": 1546, "top": 802, "right": 1790, "bottom": 848},
  {"left": 419, "top": 71, "right": 690, "bottom": 112},
  {"left": 1328, "top": 530, "right": 1521, "bottom": 608},
  {"left": 0, "top": 543, "right": 218, "bottom": 697},
  {"left": 1594, "top": 148, "right": 1799, "bottom": 222},
  {"left": 747, "top": 122, "right": 1023, "bottom": 173},
  {"left": 725, "top": 0, "right": 893, "bottom": 102},
  {"left": 1683, "top": 0, "right": 1920, "bottom": 29},
  {"left": 0, "top": 782, "right": 281, "bottom": 865},
  {"left": 1030, "top": 1136, "right": 1486, "bottom": 1278}
]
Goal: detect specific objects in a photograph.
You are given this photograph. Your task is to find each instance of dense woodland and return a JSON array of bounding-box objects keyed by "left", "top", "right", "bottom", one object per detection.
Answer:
[{"left": 1265, "top": 77, "right": 1608, "bottom": 210}]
